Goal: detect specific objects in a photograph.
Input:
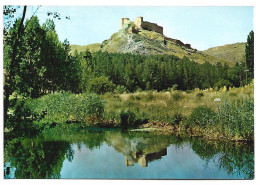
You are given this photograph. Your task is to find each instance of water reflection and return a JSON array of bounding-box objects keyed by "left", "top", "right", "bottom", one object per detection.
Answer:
[
  {"left": 4, "top": 130, "right": 254, "bottom": 179},
  {"left": 4, "top": 138, "right": 73, "bottom": 178},
  {"left": 105, "top": 132, "right": 169, "bottom": 167}
]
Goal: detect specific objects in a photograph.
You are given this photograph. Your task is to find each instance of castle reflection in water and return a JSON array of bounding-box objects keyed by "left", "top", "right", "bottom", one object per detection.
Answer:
[
  {"left": 125, "top": 148, "right": 167, "bottom": 167},
  {"left": 106, "top": 132, "right": 170, "bottom": 167}
]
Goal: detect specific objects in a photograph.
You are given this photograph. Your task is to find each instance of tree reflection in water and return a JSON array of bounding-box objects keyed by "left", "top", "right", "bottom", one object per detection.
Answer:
[
  {"left": 4, "top": 138, "right": 74, "bottom": 178},
  {"left": 191, "top": 138, "right": 254, "bottom": 179},
  {"left": 4, "top": 130, "right": 254, "bottom": 179}
]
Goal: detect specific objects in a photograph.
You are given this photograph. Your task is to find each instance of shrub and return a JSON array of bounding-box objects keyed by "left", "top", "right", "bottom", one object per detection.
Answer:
[
  {"left": 120, "top": 110, "right": 136, "bottom": 129},
  {"left": 168, "top": 113, "right": 183, "bottom": 125},
  {"left": 115, "top": 85, "right": 127, "bottom": 94},
  {"left": 189, "top": 106, "right": 216, "bottom": 128},
  {"left": 172, "top": 92, "right": 184, "bottom": 101},
  {"left": 145, "top": 91, "right": 154, "bottom": 101},
  {"left": 24, "top": 92, "right": 104, "bottom": 124},
  {"left": 186, "top": 90, "right": 193, "bottom": 94},
  {"left": 196, "top": 92, "right": 204, "bottom": 98},
  {"left": 229, "top": 92, "right": 237, "bottom": 97},
  {"left": 83, "top": 93, "right": 104, "bottom": 117},
  {"left": 214, "top": 79, "right": 232, "bottom": 90},
  {"left": 87, "top": 76, "right": 115, "bottom": 94}
]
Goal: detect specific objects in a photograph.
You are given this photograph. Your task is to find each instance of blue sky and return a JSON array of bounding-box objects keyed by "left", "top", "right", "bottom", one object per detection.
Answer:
[{"left": 24, "top": 6, "right": 253, "bottom": 50}]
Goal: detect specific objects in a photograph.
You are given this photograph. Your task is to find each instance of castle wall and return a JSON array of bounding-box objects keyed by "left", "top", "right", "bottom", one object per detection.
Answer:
[
  {"left": 133, "top": 16, "right": 163, "bottom": 34},
  {"left": 142, "top": 21, "right": 163, "bottom": 34},
  {"left": 165, "top": 37, "right": 192, "bottom": 49},
  {"left": 134, "top": 16, "right": 143, "bottom": 28},
  {"left": 121, "top": 18, "right": 130, "bottom": 28}
]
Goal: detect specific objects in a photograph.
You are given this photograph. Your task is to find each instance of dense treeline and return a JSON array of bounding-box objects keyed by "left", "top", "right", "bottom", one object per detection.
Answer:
[{"left": 74, "top": 51, "right": 249, "bottom": 94}]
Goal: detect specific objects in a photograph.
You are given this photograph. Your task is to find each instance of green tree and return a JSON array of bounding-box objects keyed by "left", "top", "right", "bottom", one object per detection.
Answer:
[
  {"left": 87, "top": 76, "right": 115, "bottom": 94},
  {"left": 245, "top": 30, "right": 254, "bottom": 79}
]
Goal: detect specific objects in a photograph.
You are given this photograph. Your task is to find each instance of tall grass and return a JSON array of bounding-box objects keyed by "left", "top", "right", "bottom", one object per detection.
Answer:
[
  {"left": 102, "top": 82, "right": 254, "bottom": 140},
  {"left": 24, "top": 92, "right": 104, "bottom": 125},
  {"left": 12, "top": 82, "right": 253, "bottom": 140},
  {"left": 216, "top": 98, "right": 254, "bottom": 140}
]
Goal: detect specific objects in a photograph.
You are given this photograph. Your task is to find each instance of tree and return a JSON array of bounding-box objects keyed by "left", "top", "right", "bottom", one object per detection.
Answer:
[
  {"left": 4, "top": 6, "right": 76, "bottom": 124},
  {"left": 87, "top": 76, "right": 115, "bottom": 94},
  {"left": 245, "top": 30, "right": 254, "bottom": 79},
  {"left": 4, "top": 6, "right": 27, "bottom": 122}
]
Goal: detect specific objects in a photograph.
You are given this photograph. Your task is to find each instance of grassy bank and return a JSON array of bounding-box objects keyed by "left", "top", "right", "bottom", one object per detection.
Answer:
[
  {"left": 7, "top": 82, "right": 253, "bottom": 141},
  {"left": 102, "top": 82, "right": 253, "bottom": 141}
]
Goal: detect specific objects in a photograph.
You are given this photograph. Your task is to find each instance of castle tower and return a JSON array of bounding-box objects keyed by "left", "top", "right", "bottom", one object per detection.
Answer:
[
  {"left": 134, "top": 16, "right": 143, "bottom": 28},
  {"left": 121, "top": 18, "right": 130, "bottom": 28}
]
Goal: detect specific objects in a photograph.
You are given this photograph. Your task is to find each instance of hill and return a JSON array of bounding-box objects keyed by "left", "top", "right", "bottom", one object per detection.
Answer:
[
  {"left": 203, "top": 42, "right": 246, "bottom": 64},
  {"left": 70, "top": 43, "right": 101, "bottom": 54},
  {"left": 71, "top": 17, "right": 234, "bottom": 66}
]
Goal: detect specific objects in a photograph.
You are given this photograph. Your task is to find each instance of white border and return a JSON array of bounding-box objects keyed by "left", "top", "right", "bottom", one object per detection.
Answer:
[{"left": 0, "top": 1, "right": 259, "bottom": 185}]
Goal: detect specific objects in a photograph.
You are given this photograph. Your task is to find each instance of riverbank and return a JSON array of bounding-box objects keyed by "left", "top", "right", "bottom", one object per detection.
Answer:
[
  {"left": 5, "top": 82, "right": 253, "bottom": 142},
  {"left": 102, "top": 82, "right": 254, "bottom": 142}
]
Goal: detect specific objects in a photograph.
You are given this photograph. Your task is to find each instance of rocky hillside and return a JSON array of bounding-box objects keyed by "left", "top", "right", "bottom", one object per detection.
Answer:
[
  {"left": 71, "top": 20, "right": 234, "bottom": 66},
  {"left": 203, "top": 42, "right": 246, "bottom": 64}
]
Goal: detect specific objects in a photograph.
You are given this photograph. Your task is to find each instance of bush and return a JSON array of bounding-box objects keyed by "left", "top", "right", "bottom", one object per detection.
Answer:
[
  {"left": 214, "top": 79, "right": 232, "bottom": 90},
  {"left": 189, "top": 106, "right": 216, "bottom": 128},
  {"left": 24, "top": 92, "right": 104, "bottom": 124},
  {"left": 120, "top": 110, "right": 136, "bottom": 129},
  {"left": 145, "top": 91, "right": 154, "bottom": 101},
  {"left": 87, "top": 76, "right": 115, "bottom": 94},
  {"left": 168, "top": 113, "right": 183, "bottom": 125},
  {"left": 196, "top": 92, "right": 204, "bottom": 98},
  {"left": 172, "top": 92, "right": 184, "bottom": 101},
  {"left": 115, "top": 85, "right": 127, "bottom": 94}
]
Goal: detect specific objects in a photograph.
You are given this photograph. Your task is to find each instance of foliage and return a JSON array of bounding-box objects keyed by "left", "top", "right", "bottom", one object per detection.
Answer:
[
  {"left": 216, "top": 99, "right": 254, "bottom": 139},
  {"left": 119, "top": 110, "right": 136, "bottom": 129},
  {"left": 189, "top": 106, "right": 216, "bottom": 128},
  {"left": 75, "top": 51, "right": 236, "bottom": 93},
  {"left": 214, "top": 79, "right": 232, "bottom": 90},
  {"left": 87, "top": 76, "right": 115, "bottom": 94},
  {"left": 4, "top": 138, "right": 73, "bottom": 178},
  {"left": 168, "top": 113, "right": 183, "bottom": 126},
  {"left": 23, "top": 92, "right": 104, "bottom": 125},
  {"left": 245, "top": 31, "right": 254, "bottom": 79},
  {"left": 172, "top": 92, "right": 184, "bottom": 101},
  {"left": 115, "top": 85, "right": 127, "bottom": 94},
  {"left": 196, "top": 92, "right": 204, "bottom": 98}
]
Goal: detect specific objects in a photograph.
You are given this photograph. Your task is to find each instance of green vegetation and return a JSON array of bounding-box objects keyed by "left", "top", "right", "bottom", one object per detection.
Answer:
[
  {"left": 3, "top": 6, "right": 254, "bottom": 143},
  {"left": 101, "top": 82, "right": 254, "bottom": 141},
  {"left": 75, "top": 51, "right": 246, "bottom": 93},
  {"left": 245, "top": 31, "right": 254, "bottom": 79}
]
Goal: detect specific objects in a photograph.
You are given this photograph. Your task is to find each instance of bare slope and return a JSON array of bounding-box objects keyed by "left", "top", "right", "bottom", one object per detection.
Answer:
[{"left": 203, "top": 42, "right": 246, "bottom": 64}]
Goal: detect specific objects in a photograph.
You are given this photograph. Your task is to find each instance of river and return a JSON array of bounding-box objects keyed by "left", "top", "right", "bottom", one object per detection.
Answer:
[{"left": 4, "top": 129, "right": 254, "bottom": 179}]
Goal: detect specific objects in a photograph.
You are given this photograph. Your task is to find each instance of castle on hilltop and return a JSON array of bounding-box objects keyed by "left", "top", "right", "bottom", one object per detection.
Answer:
[
  {"left": 120, "top": 16, "right": 192, "bottom": 49},
  {"left": 121, "top": 16, "right": 163, "bottom": 34}
]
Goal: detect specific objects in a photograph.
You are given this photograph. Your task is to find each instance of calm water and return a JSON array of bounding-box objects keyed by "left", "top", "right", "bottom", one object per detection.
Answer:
[{"left": 4, "top": 129, "right": 254, "bottom": 179}]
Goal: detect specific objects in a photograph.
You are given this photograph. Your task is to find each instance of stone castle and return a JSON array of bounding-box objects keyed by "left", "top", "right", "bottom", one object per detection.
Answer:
[
  {"left": 121, "top": 16, "right": 163, "bottom": 34},
  {"left": 120, "top": 16, "right": 192, "bottom": 49}
]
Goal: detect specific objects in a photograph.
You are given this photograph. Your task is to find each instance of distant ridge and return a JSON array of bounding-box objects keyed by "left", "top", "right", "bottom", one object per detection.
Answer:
[{"left": 203, "top": 42, "right": 246, "bottom": 64}]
